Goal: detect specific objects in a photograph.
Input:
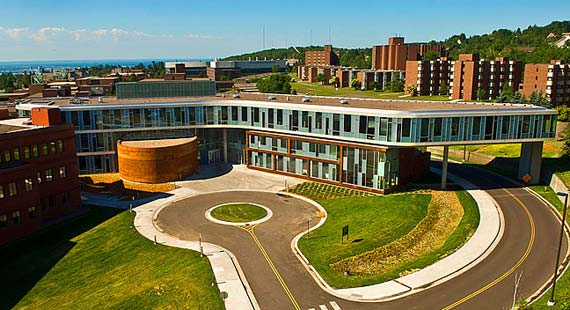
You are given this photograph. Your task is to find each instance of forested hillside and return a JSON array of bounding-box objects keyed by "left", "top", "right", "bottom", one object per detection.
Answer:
[{"left": 222, "top": 21, "right": 570, "bottom": 66}]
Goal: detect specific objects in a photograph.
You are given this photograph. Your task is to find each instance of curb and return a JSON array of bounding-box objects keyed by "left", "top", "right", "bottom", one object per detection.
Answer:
[{"left": 288, "top": 169, "right": 504, "bottom": 302}]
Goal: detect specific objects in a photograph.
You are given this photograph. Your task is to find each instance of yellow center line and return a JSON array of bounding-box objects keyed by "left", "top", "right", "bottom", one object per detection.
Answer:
[
  {"left": 239, "top": 225, "right": 301, "bottom": 310},
  {"left": 442, "top": 188, "right": 536, "bottom": 310}
]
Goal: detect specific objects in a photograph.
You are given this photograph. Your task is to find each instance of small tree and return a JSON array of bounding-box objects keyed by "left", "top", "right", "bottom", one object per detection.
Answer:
[
  {"left": 272, "top": 64, "right": 280, "bottom": 73},
  {"left": 476, "top": 88, "right": 486, "bottom": 100},
  {"left": 316, "top": 73, "right": 326, "bottom": 85},
  {"left": 438, "top": 82, "right": 449, "bottom": 96},
  {"left": 367, "top": 80, "right": 379, "bottom": 91},
  {"left": 350, "top": 78, "right": 362, "bottom": 90},
  {"left": 329, "top": 76, "right": 339, "bottom": 88},
  {"left": 406, "top": 84, "right": 417, "bottom": 96},
  {"left": 389, "top": 79, "right": 404, "bottom": 92},
  {"left": 422, "top": 50, "right": 439, "bottom": 61},
  {"left": 512, "top": 91, "right": 527, "bottom": 104}
]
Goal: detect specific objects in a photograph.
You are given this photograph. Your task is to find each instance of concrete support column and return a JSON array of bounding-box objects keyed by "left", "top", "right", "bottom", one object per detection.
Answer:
[
  {"left": 223, "top": 128, "right": 228, "bottom": 163},
  {"left": 441, "top": 145, "right": 449, "bottom": 189},
  {"left": 518, "top": 141, "right": 543, "bottom": 185}
]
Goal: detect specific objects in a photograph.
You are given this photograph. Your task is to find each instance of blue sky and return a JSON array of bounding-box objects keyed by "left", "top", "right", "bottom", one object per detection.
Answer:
[{"left": 0, "top": 0, "right": 568, "bottom": 61}]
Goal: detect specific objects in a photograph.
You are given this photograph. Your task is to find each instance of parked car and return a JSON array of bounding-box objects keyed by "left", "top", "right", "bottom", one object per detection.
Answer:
[
  {"left": 232, "top": 93, "right": 241, "bottom": 98},
  {"left": 302, "top": 97, "right": 311, "bottom": 102},
  {"left": 340, "top": 99, "right": 349, "bottom": 104},
  {"left": 268, "top": 96, "right": 276, "bottom": 100}
]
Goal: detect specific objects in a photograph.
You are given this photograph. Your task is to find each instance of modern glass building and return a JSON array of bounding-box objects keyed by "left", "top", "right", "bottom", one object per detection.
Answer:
[{"left": 17, "top": 96, "right": 557, "bottom": 193}]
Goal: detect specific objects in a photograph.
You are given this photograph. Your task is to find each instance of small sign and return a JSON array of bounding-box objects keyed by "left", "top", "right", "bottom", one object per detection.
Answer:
[
  {"left": 522, "top": 173, "right": 532, "bottom": 184},
  {"left": 342, "top": 225, "right": 349, "bottom": 243}
]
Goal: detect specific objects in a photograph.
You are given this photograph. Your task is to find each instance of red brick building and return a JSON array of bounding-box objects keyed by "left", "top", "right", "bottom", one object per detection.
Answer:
[
  {"left": 372, "top": 37, "right": 443, "bottom": 71},
  {"left": 521, "top": 60, "right": 570, "bottom": 106},
  {"left": 406, "top": 57, "right": 453, "bottom": 96},
  {"left": 405, "top": 54, "right": 523, "bottom": 100},
  {"left": 0, "top": 108, "right": 81, "bottom": 245},
  {"left": 305, "top": 45, "right": 340, "bottom": 66},
  {"left": 451, "top": 54, "right": 523, "bottom": 100}
]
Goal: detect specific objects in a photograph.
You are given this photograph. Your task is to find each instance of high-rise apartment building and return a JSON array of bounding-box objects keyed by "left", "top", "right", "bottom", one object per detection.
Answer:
[
  {"left": 405, "top": 54, "right": 523, "bottom": 100},
  {"left": 450, "top": 54, "right": 523, "bottom": 100},
  {"left": 372, "top": 37, "right": 443, "bottom": 71},
  {"left": 304, "top": 45, "right": 340, "bottom": 66},
  {"left": 521, "top": 60, "right": 570, "bottom": 106},
  {"left": 406, "top": 57, "right": 453, "bottom": 96}
]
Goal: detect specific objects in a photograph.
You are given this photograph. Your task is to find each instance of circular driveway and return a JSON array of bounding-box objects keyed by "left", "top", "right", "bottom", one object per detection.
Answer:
[{"left": 155, "top": 191, "right": 324, "bottom": 309}]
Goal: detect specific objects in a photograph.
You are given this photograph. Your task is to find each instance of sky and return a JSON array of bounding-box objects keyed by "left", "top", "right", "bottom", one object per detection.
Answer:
[{"left": 0, "top": 0, "right": 569, "bottom": 61}]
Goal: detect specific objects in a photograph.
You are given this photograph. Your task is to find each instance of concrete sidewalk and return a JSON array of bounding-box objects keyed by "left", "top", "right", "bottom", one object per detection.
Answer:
[
  {"left": 132, "top": 187, "right": 259, "bottom": 310},
  {"left": 292, "top": 168, "right": 504, "bottom": 301}
]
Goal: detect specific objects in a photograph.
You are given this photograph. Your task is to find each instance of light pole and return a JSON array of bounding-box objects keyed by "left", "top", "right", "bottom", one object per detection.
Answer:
[{"left": 548, "top": 191, "right": 568, "bottom": 306}]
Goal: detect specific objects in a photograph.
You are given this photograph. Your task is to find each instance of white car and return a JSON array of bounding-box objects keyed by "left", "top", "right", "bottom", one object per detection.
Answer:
[
  {"left": 340, "top": 99, "right": 349, "bottom": 104},
  {"left": 232, "top": 94, "right": 241, "bottom": 98},
  {"left": 302, "top": 97, "right": 311, "bottom": 102},
  {"left": 268, "top": 96, "right": 276, "bottom": 100}
]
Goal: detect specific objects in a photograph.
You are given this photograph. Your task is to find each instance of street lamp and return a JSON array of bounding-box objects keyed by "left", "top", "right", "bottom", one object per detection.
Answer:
[{"left": 547, "top": 191, "right": 569, "bottom": 306}]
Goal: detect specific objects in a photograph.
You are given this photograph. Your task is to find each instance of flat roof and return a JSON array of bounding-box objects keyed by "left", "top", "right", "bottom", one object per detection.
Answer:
[
  {"left": 0, "top": 118, "right": 35, "bottom": 134},
  {"left": 15, "top": 92, "right": 556, "bottom": 118},
  {"left": 120, "top": 137, "right": 196, "bottom": 148}
]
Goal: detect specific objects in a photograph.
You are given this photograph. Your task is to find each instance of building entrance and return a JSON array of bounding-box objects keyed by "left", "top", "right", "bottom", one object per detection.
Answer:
[{"left": 208, "top": 149, "right": 221, "bottom": 165}]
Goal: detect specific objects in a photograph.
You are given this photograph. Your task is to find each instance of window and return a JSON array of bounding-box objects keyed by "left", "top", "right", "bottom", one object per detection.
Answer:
[
  {"left": 59, "top": 166, "right": 67, "bottom": 178},
  {"left": 25, "top": 178, "right": 33, "bottom": 191},
  {"left": 46, "top": 169, "right": 53, "bottom": 182},
  {"left": 63, "top": 192, "right": 69, "bottom": 204},
  {"left": 277, "top": 110, "right": 283, "bottom": 125},
  {"left": 472, "top": 117, "right": 481, "bottom": 136},
  {"left": 8, "top": 182, "right": 17, "bottom": 196},
  {"left": 402, "top": 119, "right": 411, "bottom": 137},
  {"left": 3, "top": 149, "right": 10, "bottom": 162},
  {"left": 33, "top": 145, "right": 39, "bottom": 157},
  {"left": 13, "top": 148, "right": 20, "bottom": 161},
  {"left": 0, "top": 214, "right": 6, "bottom": 227},
  {"left": 57, "top": 140, "right": 64, "bottom": 152},
  {"left": 231, "top": 106, "right": 238, "bottom": 121},
  {"left": 23, "top": 146, "right": 30, "bottom": 159},
  {"left": 28, "top": 207, "right": 37, "bottom": 219},
  {"left": 241, "top": 107, "right": 248, "bottom": 122},
  {"left": 50, "top": 141, "right": 56, "bottom": 154},
  {"left": 12, "top": 210, "right": 20, "bottom": 224},
  {"left": 0, "top": 185, "right": 3, "bottom": 198},
  {"left": 36, "top": 171, "right": 42, "bottom": 184},
  {"left": 42, "top": 143, "right": 48, "bottom": 156},
  {"left": 344, "top": 115, "right": 352, "bottom": 132}
]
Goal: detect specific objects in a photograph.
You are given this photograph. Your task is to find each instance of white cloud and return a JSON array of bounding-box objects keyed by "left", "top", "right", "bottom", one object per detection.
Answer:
[
  {"left": 0, "top": 27, "right": 28, "bottom": 40},
  {"left": 0, "top": 26, "right": 224, "bottom": 42},
  {"left": 31, "top": 27, "right": 66, "bottom": 41},
  {"left": 183, "top": 33, "right": 224, "bottom": 40}
]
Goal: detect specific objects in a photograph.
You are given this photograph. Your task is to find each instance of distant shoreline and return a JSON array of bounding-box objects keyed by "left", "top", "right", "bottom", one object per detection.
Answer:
[{"left": 0, "top": 58, "right": 213, "bottom": 74}]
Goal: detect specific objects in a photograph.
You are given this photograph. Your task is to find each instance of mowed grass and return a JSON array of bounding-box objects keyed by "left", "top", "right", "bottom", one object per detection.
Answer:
[
  {"left": 289, "top": 182, "right": 374, "bottom": 200},
  {"left": 298, "top": 194, "right": 431, "bottom": 288},
  {"left": 0, "top": 207, "right": 224, "bottom": 310},
  {"left": 210, "top": 203, "right": 267, "bottom": 223},
  {"left": 449, "top": 141, "right": 564, "bottom": 159},
  {"left": 524, "top": 186, "right": 570, "bottom": 309},
  {"left": 291, "top": 81, "right": 451, "bottom": 101},
  {"left": 297, "top": 189, "right": 479, "bottom": 288}
]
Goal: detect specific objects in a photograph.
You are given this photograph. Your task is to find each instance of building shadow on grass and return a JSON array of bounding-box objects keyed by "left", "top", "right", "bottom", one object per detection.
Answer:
[{"left": 0, "top": 206, "right": 122, "bottom": 310}]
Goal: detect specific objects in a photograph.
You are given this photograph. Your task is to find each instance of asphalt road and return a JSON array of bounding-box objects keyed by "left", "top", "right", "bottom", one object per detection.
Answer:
[{"left": 156, "top": 163, "right": 568, "bottom": 310}]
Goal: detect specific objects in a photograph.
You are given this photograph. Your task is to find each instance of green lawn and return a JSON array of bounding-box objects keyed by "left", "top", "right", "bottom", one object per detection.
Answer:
[
  {"left": 0, "top": 206, "right": 224, "bottom": 310},
  {"left": 210, "top": 203, "right": 267, "bottom": 223},
  {"left": 289, "top": 182, "right": 374, "bottom": 200},
  {"left": 291, "top": 81, "right": 451, "bottom": 101},
  {"left": 523, "top": 186, "right": 570, "bottom": 309},
  {"left": 449, "top": 141, "right": 564, "bottom": 159},
  {"left": 297, "top": 189, "right": 478, "bottom": 288},
  {"left": 298, "top": 194, "right": 430, "bottom": 288}
]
